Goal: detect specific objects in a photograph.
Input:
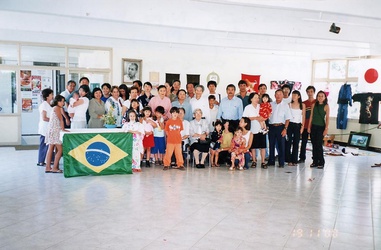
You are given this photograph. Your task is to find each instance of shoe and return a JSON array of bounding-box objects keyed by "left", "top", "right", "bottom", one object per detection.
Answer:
[
  {"left": 199, "top": 164, "right": 205, "bottom": 168},
  {"left": 52, "top": 169, "right": 63, "bottom": 173},
  {"left": 239, "top": 167, "right": 243, "bottom": 170},
  {"left": 251, "top": 162, "right": 257, "bottom": 168},
  {"left": 146, "top": 161, "right": 151, "bottom": 168},
  {"left": 45, "top": 170, "right": 52, "bottom": 173},
  {"left": 155, "top": 160, "right": 160, "bottom": 166},
  {"left": 310, "top": 163, "right": 317, "bottom": 168},
  {"left": 37, "top": 163, "right": 45, "bottom": 166},
  {"left": 317, "top": 165, "right": 325, "bottom": 169},
  {"left": 261, "top": 163, "right": 268, "bottom": 169},
  {"left": 229, "top": 166, "right": 234, "bottom": 171},
  {"left": 297, "top": 159, "right": 305, "bottom": 163},
  {"left": 163, "top": 166, "right": 169, "bottom": 171},
  {"left": 278, "top": 165, "right": 284, "bottom": 168},
  {"left": 175, "top": 166, "right": 185, "bottom": 171}
]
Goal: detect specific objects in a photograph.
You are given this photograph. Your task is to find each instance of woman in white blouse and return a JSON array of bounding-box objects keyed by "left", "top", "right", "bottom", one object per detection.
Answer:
[
  {"left": 285, "top": 90, "right": 305, "bottom": 166},
  {"left": 189, "top": 108, "right": 209, "bottom": 168},
  {"left": 37, "top": 88, "right": 53, "bottom": 166},
  {"left": 71, "top": 85, "right": 90, "bottom": 129}
]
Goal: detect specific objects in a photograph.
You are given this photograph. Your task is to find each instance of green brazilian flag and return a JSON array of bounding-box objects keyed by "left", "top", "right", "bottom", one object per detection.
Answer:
[{"left": 63, "top": 132, "right": 133, "bottom": 178}]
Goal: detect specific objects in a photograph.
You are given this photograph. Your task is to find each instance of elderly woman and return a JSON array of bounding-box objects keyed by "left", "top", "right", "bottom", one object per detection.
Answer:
[
  {"left": 189, "top": 108, "right": 209, "bottom": 168},
  {"left": 88, "top": 87, "right": 106, "bottom": 128}
]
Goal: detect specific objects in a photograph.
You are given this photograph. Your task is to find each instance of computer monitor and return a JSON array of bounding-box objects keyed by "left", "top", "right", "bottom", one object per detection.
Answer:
[{"left": 347, "top": 131, "right": 372, "bottom": 150}]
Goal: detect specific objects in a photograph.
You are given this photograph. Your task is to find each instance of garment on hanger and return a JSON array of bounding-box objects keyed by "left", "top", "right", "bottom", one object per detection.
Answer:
[
  {"left": 336, "top": 83, "right": 352, "bottom": 129},
  {"left": 352, "top": 92, "right": 381, "bottom": 124}
]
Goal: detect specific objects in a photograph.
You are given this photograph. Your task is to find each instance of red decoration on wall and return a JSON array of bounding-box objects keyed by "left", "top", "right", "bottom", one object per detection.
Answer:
[
  {"left": 241, "top": 74, "right": 260, "bottom": 93},
  {"left": 364, "top": 68, "right": 378, "bottom": 84}
]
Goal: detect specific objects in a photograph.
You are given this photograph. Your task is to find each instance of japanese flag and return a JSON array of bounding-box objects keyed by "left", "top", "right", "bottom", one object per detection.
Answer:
[{"left": 358, "top": 59, "right": 381, "bottom": 92}]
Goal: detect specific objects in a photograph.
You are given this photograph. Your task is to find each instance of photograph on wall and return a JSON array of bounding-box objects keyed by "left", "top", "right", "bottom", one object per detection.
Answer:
[
  {"left": 122, "top": 58, "right": 142, "bottom": 84},
  {"left": 270, "top": 80, "right": 302, "bottom": 90},
  {"left": 20, "top": 70, "right": 32, "bottom": 91}
]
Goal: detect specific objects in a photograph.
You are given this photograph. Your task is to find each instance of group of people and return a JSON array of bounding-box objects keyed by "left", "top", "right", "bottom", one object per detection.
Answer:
[{"left": 37, "top": 76, "right": 330, "bottom": 173}]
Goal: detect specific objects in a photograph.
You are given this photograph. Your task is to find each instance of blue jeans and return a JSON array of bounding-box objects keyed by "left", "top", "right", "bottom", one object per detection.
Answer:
[{"left": 268, "top": 124, "right": 286, "bottom": 166}]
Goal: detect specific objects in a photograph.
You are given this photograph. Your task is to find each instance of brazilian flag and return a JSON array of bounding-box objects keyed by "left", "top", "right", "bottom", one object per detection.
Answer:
[{"left": 63, "top": 132, "right": 132, "bottom": 177}]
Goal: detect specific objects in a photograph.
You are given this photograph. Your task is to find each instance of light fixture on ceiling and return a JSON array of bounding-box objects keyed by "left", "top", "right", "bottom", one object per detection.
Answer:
[{"left": 329, "top": 23, "right": 341, "bottom": 34}]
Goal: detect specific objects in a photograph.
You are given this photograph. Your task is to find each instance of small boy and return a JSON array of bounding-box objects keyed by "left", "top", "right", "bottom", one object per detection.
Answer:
[
  {"left": 163, "top": 107, "right": 184, "bottom": 171},
  {"left": 152, "top": 106, "right": 166, "bottom": 165}
]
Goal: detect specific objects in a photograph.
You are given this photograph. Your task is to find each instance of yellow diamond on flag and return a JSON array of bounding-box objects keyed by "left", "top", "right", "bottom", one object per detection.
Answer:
[{"left": 68, "top": 134, "right": 128, "bottom": 173}]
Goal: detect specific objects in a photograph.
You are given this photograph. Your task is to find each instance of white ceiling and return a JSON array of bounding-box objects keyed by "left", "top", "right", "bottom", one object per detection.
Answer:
[{"left": 0, "top": 0, "right": 380, "bottom": 58}]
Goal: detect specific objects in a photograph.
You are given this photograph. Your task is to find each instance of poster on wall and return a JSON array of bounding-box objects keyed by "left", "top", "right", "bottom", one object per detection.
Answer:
[
  {"left": 21, "top": 91, "right": 33, "bottom": 112},
  {"left": 241, "top": 74, "right": 260, "bottom": 93},
  {"left": 20, "top": 69, "right": 53, "bottom": 112},
  {"left": 20, "top": 70, "right": 32, "bottom": 91},
  {"left": 270, "top": 80, "right": 302, "bottom": 91}
]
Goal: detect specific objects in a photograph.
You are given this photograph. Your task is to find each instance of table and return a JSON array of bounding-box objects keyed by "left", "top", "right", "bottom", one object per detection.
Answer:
[{"left": 61, "top": 129, "right": 133, "bottom": 178}]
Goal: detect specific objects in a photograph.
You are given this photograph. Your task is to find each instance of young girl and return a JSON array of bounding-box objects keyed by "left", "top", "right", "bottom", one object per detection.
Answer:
[
  {"left": 229, "top": 127, "right": 246, "bottom": 171},
  {"left": 259, "top": 93, "right": 272, "bottom": 134},
  {"left": 210, "top": 120, "right": 223, "bottom": 167},
  {"left": 45, "top": 95, "right": 68, "bottom": 173},
  {"left": 122, "top": 99, "right": 140, "bottom": 125},
  {"left": 151, "top": 106, "right": 166, "bottom": 165},
  {"left": 122, "top": 110, "right": 145, "bottom": 172},
  {"left": 141, "top": 106, "right": 157, "bottom": 167},
  {"left": 286, "top": 90, "right": 306, "bottom": 166}
]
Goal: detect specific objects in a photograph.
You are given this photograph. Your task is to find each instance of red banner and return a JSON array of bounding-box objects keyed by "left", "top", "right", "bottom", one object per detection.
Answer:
[{"left": 241, "top": 74, "right": 260, "bottom": 93}]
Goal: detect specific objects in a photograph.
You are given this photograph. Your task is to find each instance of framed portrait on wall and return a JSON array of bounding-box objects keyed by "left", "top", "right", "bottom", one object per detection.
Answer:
[{"left": 122, "top": 58, "right": 142, "bottom": 84}]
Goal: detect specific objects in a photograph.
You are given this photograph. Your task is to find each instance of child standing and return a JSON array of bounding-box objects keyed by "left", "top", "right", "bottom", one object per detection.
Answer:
[
  {"left": 259, "top": 93, "right": 272, "bottom": 134},
  {"left": 163, "top": 107, "right": 184, "bottom": 171},
  {"left": 122, "top": 110, "right": 145, "bottom": 172},
  {"left": 229, "top": 127, "right": 246, "bottom": 171},
  {"left": 122, "top": 99, "right": 140, "bottom": 125},
  {"left": 141, "top": 107, "right": 157, "bottom": 167},
  {"left": 210, "top": 120, "right": 223, "bottom": 167},
  {"left": 152, "top": 106, "right": 166, "bottom": 166},
  {"left": 45, "top": 95, "right": 68, "bottom": 173}
]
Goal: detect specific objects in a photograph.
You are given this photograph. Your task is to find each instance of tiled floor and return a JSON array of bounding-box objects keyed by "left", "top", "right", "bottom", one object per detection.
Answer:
[{"left": 0, "top": 146, "right": 380, "bottom": 250}]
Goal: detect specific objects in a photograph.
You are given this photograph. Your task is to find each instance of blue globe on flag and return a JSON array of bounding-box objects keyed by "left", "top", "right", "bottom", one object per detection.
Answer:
[{"left": 85, "top": 142, "right": 111, "bottom": 167}]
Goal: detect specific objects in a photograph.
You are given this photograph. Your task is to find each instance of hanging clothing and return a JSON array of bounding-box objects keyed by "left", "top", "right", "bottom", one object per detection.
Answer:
[
  {"left": 336, "top": 83, "right": 352, "bottom": 129},
  {"left": 352, "top": 93, "right": 381, "bottom": 124}
]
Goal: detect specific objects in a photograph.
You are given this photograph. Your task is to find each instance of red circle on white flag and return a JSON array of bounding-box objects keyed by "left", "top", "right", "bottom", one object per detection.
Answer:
[{"left": 364, "top": 68, "right": 378, "bottom": 83}]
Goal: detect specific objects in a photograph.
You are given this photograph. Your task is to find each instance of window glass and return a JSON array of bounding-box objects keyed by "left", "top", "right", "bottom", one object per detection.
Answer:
[
  {"left": 348, "top": 60, "right": 360, "bottom": 78},
  {"left": 313, "top": 62, "right": 328, "bottom": 79},
  {"left": 0, "top": 44, "right": 18, "bottom": 65},
  {"left": 68, "top": 48, "right": 110, "bottom": 69},
  {"left": 21, "top": 46, "right": 65, "bottom": 67},
  {"left": 69, "top": 72, "right": 110, "bottom": 93},
  {"left": 329, "top": 60, "right": 346, "bottom": 79},
  {"left": 0, "top": 70, "right": 17, "bottom": 113}
]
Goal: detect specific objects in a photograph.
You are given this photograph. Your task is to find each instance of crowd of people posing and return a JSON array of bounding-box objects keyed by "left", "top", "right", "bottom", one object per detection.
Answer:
[{"left": 37, "top": 76, "right": 330, "bottom": 173}]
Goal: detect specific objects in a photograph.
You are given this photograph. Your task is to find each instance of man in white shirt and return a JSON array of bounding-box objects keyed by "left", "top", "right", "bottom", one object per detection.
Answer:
[{"left": 267, "top": 89, "right": 292, "bottom": 168}]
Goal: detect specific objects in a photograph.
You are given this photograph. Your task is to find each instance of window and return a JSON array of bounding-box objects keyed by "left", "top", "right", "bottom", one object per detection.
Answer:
[
  {"left": 0, "top": 70, "right": 17, "bottom": 113},
  {"left": 0, "top": 44, "right": 18, "bottom": 65},
  {"left": 21, "top": 45, "right": 65, "bottom": 67},
  {"left": 68, "top": 48, "right": 110, "bottom": 69}
]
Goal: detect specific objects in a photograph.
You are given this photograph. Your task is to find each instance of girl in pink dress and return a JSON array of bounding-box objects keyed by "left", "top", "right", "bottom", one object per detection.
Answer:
[
  {"left": 259, "top": 93, "right": 272, "bottom": 134},
  {"left": 229, "top": 127, "right": 246, "bottom": 171},
  {"left": 45, "top": 95, "right": 68, "bottom": 173}
]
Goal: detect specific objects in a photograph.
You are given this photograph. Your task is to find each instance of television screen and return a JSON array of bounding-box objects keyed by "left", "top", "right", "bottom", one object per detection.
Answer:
[{"left": 347, "top": 132, "right": 371, "bottom": 150}]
